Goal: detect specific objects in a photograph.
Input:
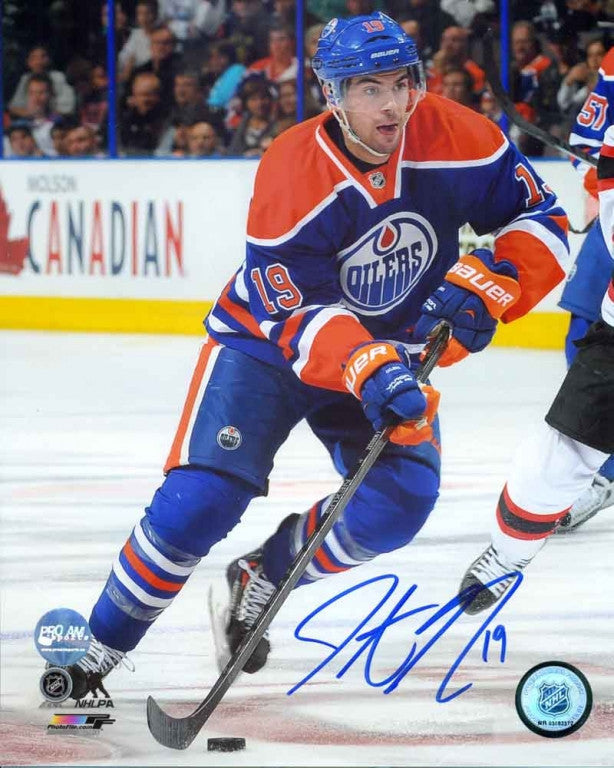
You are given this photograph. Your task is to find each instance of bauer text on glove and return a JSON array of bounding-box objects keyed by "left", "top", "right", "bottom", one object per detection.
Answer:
[
  {"left": 342, "top": 341, "right": 440, "bottom": 445},
  {"left": 414, "top": 248, "right": 521, "bottom": 367}
]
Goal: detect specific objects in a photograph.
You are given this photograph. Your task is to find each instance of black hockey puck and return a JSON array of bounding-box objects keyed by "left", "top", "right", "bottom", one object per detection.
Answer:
[{"left": 207, "top": 737, "right": 246, "bottom": 752}]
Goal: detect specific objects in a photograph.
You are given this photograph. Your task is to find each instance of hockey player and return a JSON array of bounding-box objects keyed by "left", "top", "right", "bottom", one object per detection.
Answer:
[
  {"left": 556, "top": 44, "right": 614, "bottom": 532},
  {"left": 460, "top": 125, "right": 614, "bottom": 614},
  {"left": 53, "top": 13, "right": 569, "bottom": 697}
]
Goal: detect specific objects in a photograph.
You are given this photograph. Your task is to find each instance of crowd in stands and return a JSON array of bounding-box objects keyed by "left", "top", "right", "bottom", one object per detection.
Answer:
[{"left": 2, "top": 0, "right": 613, "bottom": 159}]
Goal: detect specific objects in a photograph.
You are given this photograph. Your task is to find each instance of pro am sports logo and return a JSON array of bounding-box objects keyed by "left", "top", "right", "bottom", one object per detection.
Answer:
[{"left": 338, "top": 214, "right": 437, "bottom": 316}]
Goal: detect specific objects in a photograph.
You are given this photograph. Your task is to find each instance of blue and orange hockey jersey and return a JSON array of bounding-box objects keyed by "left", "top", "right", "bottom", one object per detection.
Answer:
[
  {"left": 206, "top": 93, "right": 569, "bottom": 392},
  {"left": 570, "top": 46, "right": 614, "bottom": 197}
]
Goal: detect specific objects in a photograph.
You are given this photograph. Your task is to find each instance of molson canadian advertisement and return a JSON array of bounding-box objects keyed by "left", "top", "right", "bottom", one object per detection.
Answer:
[{"left": 0, "top": 159, "right": 587, "bottom": 344}]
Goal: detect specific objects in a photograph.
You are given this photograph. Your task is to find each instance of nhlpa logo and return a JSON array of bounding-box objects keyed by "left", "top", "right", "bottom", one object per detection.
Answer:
[
  {"left": 537, "top": 681, "right": 571, "bottom": 716},
  {"left": 338, "top": 214, "right": 437, "bottom": 315}
]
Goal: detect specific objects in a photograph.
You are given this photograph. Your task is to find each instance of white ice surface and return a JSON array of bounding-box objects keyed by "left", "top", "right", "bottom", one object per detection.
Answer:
[{"left": 1, "top": 331, "right": 612, "bottom": 767}]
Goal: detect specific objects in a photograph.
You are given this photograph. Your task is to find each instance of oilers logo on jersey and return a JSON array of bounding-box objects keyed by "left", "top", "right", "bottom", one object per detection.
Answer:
[{"left": 338, "top": 213, "right": 437, "bottom": 315}]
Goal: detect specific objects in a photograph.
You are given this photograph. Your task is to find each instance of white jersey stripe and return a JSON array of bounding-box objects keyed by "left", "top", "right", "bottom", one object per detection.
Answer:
[
  {"left": 402, "top": 137, "right": 508, "bottom": 169},
  {"left": 112, "top": 558, "right": 176, "bottom": 608},
  {"left": 495, "top": 218, "right": 569, "bottom": 268},
  {"left": 247, "top": 178, "right": 354, "bottom": 246},
  {"left": 291, "top": 305, "right": 358, "bottom": 380}
]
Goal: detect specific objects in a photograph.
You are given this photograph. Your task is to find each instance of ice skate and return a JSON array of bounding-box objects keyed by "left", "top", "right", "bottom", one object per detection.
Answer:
[
  {"left": 458, "top": 544, "right": 531, "bottom": 615},
  {"left": 45, "top": 637, "right": 129, "bottom": 700},
  {"left": 225, "top": 549, "right": 276, "bottom": 673},
  {"left": 556, "top": 473, "right": 614, "bottom": 533}
]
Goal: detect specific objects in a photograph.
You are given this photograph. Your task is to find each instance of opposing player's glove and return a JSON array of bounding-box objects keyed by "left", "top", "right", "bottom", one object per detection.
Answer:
[
  {"left": 342, "top": 341, "right": 440, "bottom": 445},
  {"left": 414, "top": 248, "right": 521, "bottom": 367}
]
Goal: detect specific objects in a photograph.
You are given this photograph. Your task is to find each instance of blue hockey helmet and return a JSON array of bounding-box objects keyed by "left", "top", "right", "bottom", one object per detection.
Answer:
[{"left": 312, "top": 13, "right": 425, "bottom": 108}]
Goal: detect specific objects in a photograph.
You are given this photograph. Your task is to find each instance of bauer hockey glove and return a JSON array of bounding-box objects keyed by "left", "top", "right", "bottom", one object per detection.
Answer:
[
  {"left": 414, "top": 248, "right": 521, "bottom": 367},
  {"left": 342, "top": 341, "right": 440, "bottom": 446}
]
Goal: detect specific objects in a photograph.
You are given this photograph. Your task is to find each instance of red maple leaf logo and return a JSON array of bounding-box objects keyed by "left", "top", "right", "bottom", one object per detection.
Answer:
[{"left": 0, "top": 189, "right": 29, "bottom": 275}]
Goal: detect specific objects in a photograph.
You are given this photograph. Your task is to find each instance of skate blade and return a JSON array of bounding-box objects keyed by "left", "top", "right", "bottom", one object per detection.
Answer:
[{"left": 207, "top": 583, "right": 232, "bottom": 674}]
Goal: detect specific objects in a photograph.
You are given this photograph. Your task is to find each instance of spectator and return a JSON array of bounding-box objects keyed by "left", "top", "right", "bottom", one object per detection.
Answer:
[
  {"left": 132, "top": 24, "right": 184, "bottom": 111},
  {"left": 441, "top": 67, "right": 476, "bottom": 107},
  {"left": 228, "top": 77, "right": 275, "bottom": 156},
  {"left": 120, "top": 72, "right": 169, "bottom": 155},
  {"left": 248, "top": 25, "right": 298, "bottom": 83},
  {"left": 558, "top": 36, "right": 607, "bottom": 116},
  {"left": 50, "top": 115, "right": 80, "bottom": 156},
  {"left": 223, "top": 0, "right": 272, "bottom": 63},
  {"left": 172, "top": 70, "right": 205, "bottom": 116},
  {"left": 119, "top": 0, "right": 159, "bottom": 84},
  {"left": 6, "top": 124, "right": 43, "bottom": 158},
  {"left": 64, "top": 125, "right": 101, "bottom": 157},
  {"left": 80, "top": 65, "right": 109, "bottom": 132},
  {"left": 276, "top": 78, "right": 298, "bottom": 120},
  {"left": 510, "top": 20, "right": 558, "bottom": 153},
  {"left": 155, "top": 114, "right": 192, "bottom": 155},
  {"left": 276, "top": 78, "right": 322, "bottom": 120},
  {"left": 428, "top": 26, "right": 486, "bottom": 95},
  {"left": 205, "top": 42, "right": 246, "bottom": 112},
  {"left": 8, "top": 45, "right": 75, "bottom": 118},
  {"left": 186, "top": 120, "right": 223, "bottom": 156},
  {"left": 21, "top": 74, "right": 58, "bottom": 157}
]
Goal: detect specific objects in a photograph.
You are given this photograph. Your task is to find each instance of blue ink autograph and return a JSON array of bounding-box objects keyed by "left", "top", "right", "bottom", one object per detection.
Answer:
[{"left": 288, "top": 572, "right": 522, "bottom": 702}]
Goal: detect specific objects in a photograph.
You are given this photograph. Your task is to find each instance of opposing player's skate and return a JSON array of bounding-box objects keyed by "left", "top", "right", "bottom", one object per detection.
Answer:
[
  {"left": 224, "top": 549, "right": 275, "bottom": 673},
  {"left": 48, "top": 637, "right": 129, "bottom": 699},
  {"left": 556, "top": 473, "right": 614, "bottom": 533},
  {"left": 458, "top": 544, "right": 531, "bottom": 614}
]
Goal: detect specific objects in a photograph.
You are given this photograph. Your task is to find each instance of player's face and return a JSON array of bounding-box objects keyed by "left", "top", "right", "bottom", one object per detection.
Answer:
[{"left": 342, "top": 69, "right": 410, "bottom": 160}]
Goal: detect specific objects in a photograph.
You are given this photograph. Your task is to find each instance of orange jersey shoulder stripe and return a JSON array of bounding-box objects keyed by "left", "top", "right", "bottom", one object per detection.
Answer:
[
  {"left": 246, "top": 113, "right": 347, "bottom": 242},
  {"left": 404, "top": 93, "right": 506, "bottom": 164}
]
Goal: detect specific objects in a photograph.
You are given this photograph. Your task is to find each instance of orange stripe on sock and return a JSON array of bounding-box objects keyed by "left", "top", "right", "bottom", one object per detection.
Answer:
[
  {"left": 164, "top": 337, "right": 218, "bottom": 472},
  {"left": 123, "top": 541, "right": 184, "bottom": 592},
  {"left": 314, "top": 544, "right": 350, "bottom": 574}
]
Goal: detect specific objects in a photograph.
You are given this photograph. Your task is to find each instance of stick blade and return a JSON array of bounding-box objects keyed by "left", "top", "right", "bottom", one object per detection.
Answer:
[{"left": 146, "top": 695, "right": 200, "bottom": 750}]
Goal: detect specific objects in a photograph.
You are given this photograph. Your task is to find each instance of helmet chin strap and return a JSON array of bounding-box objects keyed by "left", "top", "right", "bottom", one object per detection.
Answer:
[{"left": 330, "top": 103, "right": 414, "bottom": 161}]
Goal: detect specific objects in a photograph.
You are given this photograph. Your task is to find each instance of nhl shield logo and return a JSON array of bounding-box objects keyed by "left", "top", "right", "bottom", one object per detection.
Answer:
[
  {"left": 217, "top": 426, "right": 242, "bottom": 450},
  {"left": 369, "top": 171, "right": 385, "bottom": 189},
  {"left": 515, "top": 661, "right": 592, "bottom": 738},
  {"left": 537, "top": 681, "right": 571, "bottom": 716}
]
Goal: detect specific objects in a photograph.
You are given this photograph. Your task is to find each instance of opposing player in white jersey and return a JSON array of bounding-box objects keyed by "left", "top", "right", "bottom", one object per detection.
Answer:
[
  {"left": 556, "top": 45, "right": 614, "bottom": 531},
  {"left": 460, "top": 125, "right": 614, "bottom": 613}
]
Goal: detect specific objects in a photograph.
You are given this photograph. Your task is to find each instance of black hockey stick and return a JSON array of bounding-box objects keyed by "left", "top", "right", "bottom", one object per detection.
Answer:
[
  {"left": 147, "top": 321, "right": 451, "bottom": 750},
  {"left": 482, "top": 29, "right": 598, "bottom": 169}
]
